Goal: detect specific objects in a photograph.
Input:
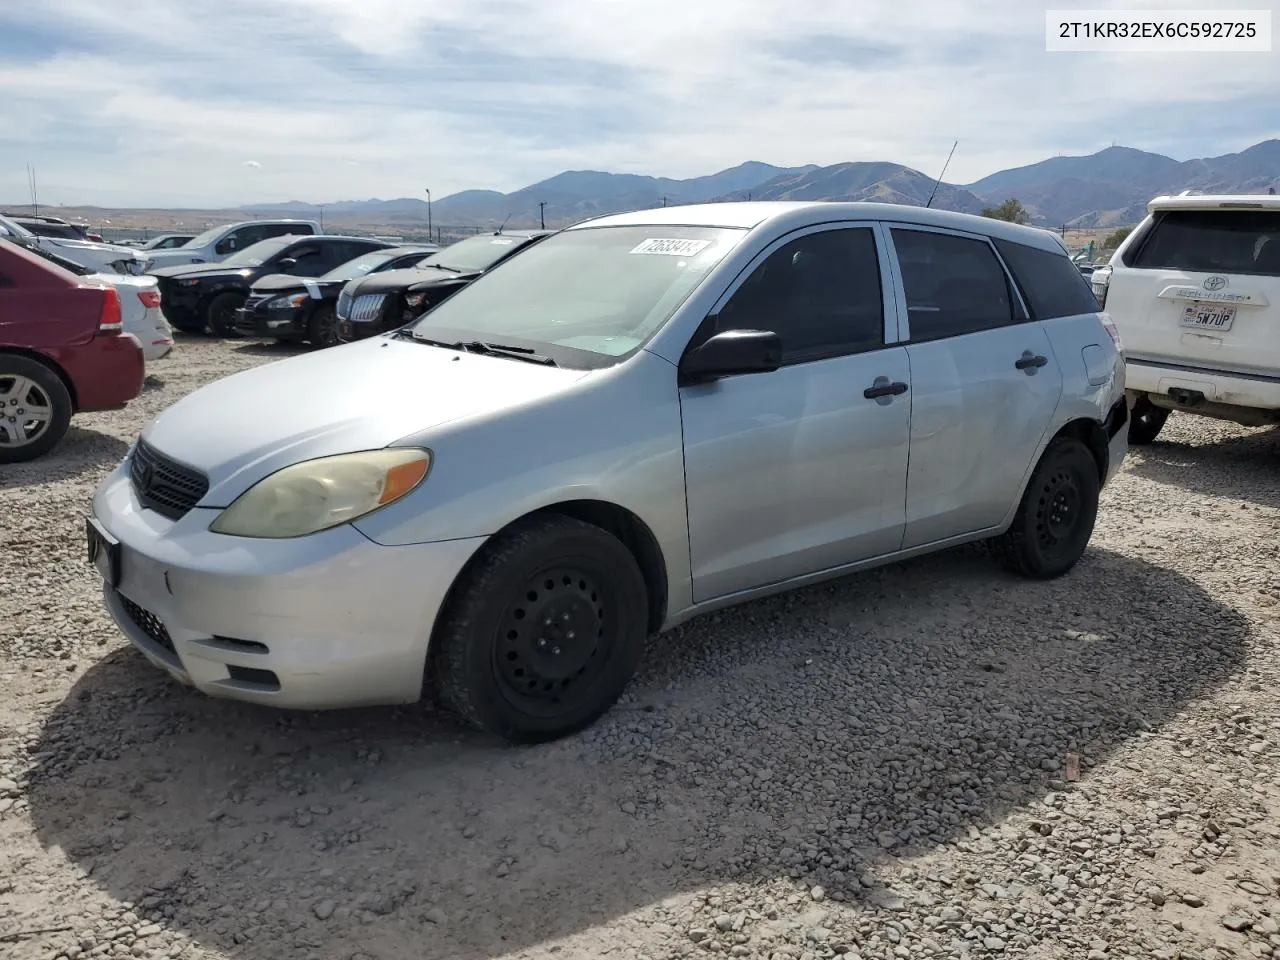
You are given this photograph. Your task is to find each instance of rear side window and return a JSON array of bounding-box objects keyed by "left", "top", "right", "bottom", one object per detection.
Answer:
[
  {"left": 994, "top": 239, "right": 1099, "bottom": 319},
  {"left": 892, "top": 229, "right": 1016, "bottom": 341},
  {"left": 1132, "top": 210, "right": 1280, "bottom": 277}
]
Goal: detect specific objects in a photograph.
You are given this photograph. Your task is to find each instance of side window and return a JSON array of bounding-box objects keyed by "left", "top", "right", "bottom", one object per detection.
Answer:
[
  {"left": 280, "top": 244, "right": 327, "bottom": 275},
  {"left": 262, "top": 223, "right": 303, "bottom": 241},
  {"left": 994, "top": 239, "right": 1099, "bottom": 319},
  {"left": 715, "top": 227, "right": 885, "bottom": 362},
  {"left": 891, "top": 229, "right": 1015, "bottom": 341}
]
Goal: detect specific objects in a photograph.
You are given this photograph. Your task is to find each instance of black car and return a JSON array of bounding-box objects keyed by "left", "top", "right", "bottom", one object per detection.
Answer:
[
  {"left": 151, "top": 234, "right": 393, "bottom": 336},
  {"left": 234, "top": 245, "right": 439, "bottom": 348},
  {"left": 335, "top": 230, "right": 549, "bottom": 343}
]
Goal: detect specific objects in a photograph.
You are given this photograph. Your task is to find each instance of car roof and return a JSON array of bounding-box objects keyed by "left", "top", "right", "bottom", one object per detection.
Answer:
[
  {"left": 289, "top": 234, "right": 390, "bottom": 244},
  {"left": 1148, "top": 194, "right": 1280, "bottom": 213},
  {"left": 571, "top": 201, "right": 1070, "bottom": 254},
  {"left": 383, "top": 244, "right": 439, "bottom": 255}
]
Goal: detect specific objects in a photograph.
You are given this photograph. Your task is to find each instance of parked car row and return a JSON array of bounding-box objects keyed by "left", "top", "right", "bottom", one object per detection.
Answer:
[
  {"left": 0, "top": 212, "right": 146, "bottom": 276},
  {"left": 85, "top": 200, "right": 1129, "bottom": 745}
]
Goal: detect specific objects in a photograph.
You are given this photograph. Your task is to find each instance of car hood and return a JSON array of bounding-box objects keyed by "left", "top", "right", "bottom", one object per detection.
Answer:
[
  {"left": 47, "top": 237, "right": 145, "bottom": 260},
  {"left": 145, "top": 248, "right": 206, "bottom": 266},
  {"left": 149, "top": 262, "right": 252, "bottom": 281},
  {"left": 251, "top": 273, "right": 342, "bottom": 295},
  {"left": 350, "top": 265, "right": 474, "bottom": 297},
  {"left": 139, "top": 334, "right": 592, "bottom": 502}
]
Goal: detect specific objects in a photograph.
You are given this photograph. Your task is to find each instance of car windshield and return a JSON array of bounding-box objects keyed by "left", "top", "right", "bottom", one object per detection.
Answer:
[
  {"left": 222, "top": 236, "right": 295, "bottom": 268},
  {"left": 320, "top": 250, "right": 400, "bottom": 282},
  {"left": 0, "top": 215, "right": 36, "bottom": 241},
  {"left": 409, "top": 225, "right": 744, "bottom": 365},
  {"left": 185, "top": 225, "right": 228, "bottom": 249},
  {"left": 431, "top": 234, "right": 540, "bottom": 273}
]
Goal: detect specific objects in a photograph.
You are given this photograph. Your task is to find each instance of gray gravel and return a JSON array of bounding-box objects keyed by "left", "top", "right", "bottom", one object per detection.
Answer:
[{"left": 2, "top": 336, "right": 1280, "bottom": 960}]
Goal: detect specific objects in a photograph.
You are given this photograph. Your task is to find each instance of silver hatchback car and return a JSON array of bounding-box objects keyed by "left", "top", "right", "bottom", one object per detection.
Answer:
[{"left": 88, "top": 202, "right": 1129, "bottom": 743}]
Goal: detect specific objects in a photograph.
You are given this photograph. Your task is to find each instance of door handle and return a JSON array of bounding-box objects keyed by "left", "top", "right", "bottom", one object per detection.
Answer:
[
  {"left": 863, "top": 380, "right": 909, "bottom": 399},
  {"left": 1015, "top": 352, "right": 1049, "bottom": 371}
]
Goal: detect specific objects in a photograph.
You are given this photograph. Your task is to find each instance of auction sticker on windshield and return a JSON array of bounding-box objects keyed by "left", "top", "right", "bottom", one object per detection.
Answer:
[{"left": 630, "top": 238, "right": 712, "bottom": 256}]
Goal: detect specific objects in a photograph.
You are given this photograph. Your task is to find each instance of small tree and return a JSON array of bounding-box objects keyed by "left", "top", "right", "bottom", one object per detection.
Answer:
[
  {"left": 1103, "top": 226, "right": 1133, "bottom": 249},
  {"left": 980, "top": 198, "right": 1030, "bottom": 225}
]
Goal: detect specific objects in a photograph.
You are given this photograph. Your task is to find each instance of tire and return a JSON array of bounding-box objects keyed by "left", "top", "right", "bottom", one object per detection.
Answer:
[
  {"left": 991, "top": 437, "right": 1100, "bottom": 580},
  {"left": 1128, "top": 395, "right": 1169, "bottom": 445},
  {"left": 433, "top": 515, "right": 649, "bottom": 744},
  {"left": 0, "top": 355, "right": 73, "bottom": 464},
  {"left": 205, "top": 292, "right": 245, "bottom": 338},
  {"left": 306, "top": 304, "right": 339, "bottom": 349}
]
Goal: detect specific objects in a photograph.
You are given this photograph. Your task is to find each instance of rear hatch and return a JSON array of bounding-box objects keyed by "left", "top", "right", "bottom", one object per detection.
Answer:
[{"left": 1102, "top": 200, "right": 1280, "bottom": 375}]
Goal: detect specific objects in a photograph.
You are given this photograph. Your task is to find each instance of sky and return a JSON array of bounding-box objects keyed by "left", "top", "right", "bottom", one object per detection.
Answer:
[{"left": 0, "top": 0, "right": 1276, "bottom": 208}]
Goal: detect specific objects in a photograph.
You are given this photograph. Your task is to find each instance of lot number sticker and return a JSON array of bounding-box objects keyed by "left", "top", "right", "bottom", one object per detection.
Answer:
[{"left": 630, "top": 238, "right": 712, "bottom": 257}]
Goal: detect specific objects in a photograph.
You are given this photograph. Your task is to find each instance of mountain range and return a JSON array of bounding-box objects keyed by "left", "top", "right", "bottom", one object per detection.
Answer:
[{"left": 245, "top": 139, "right": 1280, "bottom": 230}]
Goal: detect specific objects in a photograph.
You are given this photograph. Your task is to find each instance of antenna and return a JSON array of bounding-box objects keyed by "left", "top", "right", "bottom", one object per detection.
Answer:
[
  {"left": 925, "top": 140, "right": 958, "bottom": 209},
  {"left": 26, "top": 163, "right": 38, "bottom": 216},
  {"left": 496, "top": 213, "right": 511, "bottom": 234},
  {"left": 538, "top": 201, "right": 546, "bottom": 229}
]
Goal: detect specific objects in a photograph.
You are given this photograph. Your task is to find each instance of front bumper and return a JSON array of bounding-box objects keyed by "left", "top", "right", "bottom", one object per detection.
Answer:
[
  {"left": 234, "top": 305, "right": 303, "bottom": 339},
  {"left": 91, "top": 461, "right": 487, "bottom": 709}
]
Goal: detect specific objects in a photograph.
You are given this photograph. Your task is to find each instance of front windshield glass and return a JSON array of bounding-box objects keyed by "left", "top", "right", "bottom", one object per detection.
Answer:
[
  {"left": 184, "top": 225, "right": 226, "bottom": 249},
  {"left": 409, "top": 225, "right": 744, "bottom": 364},
  {"left": 320, "top": 250, "right": 398, "bottom": 282},
  {"left": 432, "top": 234, "right": 539, "bottom": 273},
  {"left": 222, "top": 236, "right": 294, "bottom": 268}
]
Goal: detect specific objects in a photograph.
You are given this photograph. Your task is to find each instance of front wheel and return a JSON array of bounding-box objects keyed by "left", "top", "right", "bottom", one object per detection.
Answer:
[
  {"left": 432, "top": 515, "right": 649, "bottom": 743},
  {"left": 205, "top": 292, "right": 244, "bottom": 338},
  {"left": 307, "top": 304, "right": 339, "bottom": 349},
  {"left": 991, "top": 437, "right": 1100, "bottom": 579},
  {"left": 0, "top": 355, "right": 73, "bottom": 463},
  {"left": 1128, "top": 395, "right": 1169, "bottom": 445}
]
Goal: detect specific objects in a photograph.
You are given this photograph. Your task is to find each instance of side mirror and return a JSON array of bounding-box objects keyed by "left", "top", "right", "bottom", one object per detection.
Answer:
[
  {"left": 679, "top": 328, "right": 782, "bottom": 385},
  {"left": 276, "top": 257, "right": 298, "bottom": 271}
]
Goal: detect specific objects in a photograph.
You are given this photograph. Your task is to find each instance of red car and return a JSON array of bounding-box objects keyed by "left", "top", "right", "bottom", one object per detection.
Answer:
[{"left": 0, "top": 239, "right": 145, "bottom": 463}]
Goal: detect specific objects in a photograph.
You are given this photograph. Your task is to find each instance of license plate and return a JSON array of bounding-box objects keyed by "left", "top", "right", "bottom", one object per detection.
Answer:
[
  {"left": 1180, "top": 303, "right": 1236, "bottom": 332},
  {"left": 85, "top": 516, "right": 121, "bottom": 588}
]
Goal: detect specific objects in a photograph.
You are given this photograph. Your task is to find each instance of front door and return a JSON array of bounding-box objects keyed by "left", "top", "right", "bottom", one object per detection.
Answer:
[
  {"left": 886, "top": 226, "right": 1064, "bottom": 548},
  {"left": 680, "top": 223, "right": 912, "bottom": 603}
]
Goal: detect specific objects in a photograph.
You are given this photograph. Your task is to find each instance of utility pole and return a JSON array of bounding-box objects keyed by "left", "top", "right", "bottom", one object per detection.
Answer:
[
  {"left": 539, "top": 201, "right": 546, "bottom": 229},
  {"left": 661, "top": 196, "right": 667, "bottom": 207},
  {"left": 424, "top": 187, "right": 432, "bottom": 240}
]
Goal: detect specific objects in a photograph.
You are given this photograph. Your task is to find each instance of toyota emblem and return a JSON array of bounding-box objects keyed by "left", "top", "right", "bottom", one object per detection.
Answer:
[{"left": 1203, "top": 275, "right": 1228, "bottom": 291}]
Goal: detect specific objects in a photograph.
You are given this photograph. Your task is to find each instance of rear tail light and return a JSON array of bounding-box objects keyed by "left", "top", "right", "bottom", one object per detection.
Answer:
[
  {"left": 98, "top": 287, "right": 124, "bottom": 334},
  {"left": 137, "top": 290, "right": 161, "bottom": 309},
  {"left": 1100, "top": 312, "right": 1123, "bottom": 352},
  {"left": 1091, "top": 266, "right": 1111, "bottom": 309}
]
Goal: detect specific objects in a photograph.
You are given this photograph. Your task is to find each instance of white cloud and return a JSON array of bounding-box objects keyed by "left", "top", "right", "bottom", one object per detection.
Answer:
[{"left": 0, "top": 0, "right": 1273, "bottom": 207}]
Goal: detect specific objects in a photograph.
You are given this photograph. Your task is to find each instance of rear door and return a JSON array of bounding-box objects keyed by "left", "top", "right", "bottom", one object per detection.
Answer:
[
  {"left": 1107, "top": 208, "right": 1280, "bottom": 374},
  {"left": 887, "top": 226, "right": 1064, "bottom": 548}
]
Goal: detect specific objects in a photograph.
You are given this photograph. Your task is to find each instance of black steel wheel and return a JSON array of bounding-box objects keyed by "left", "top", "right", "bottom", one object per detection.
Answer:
[
  {"left": 1128, "top": 395, "right": 1169, "bottom": 445},
  {"left": 991, "top": 436, "right": 1100, "bottom": 579},
  {"left": 433, "top": 515, "right": 649, "bottom": 743}
]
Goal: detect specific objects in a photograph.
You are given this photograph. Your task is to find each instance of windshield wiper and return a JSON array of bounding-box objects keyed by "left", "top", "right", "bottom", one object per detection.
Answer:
[
  {"left": 421, "top": 262, "right": 462, "bottom": 274},
  {"left": 458, "top": 340, "right": 558, "bottom": 366}
]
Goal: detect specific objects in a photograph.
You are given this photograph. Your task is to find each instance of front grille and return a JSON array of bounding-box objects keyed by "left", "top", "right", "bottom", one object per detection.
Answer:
[
  {"left": 130, "top": 440, "right": 209, "bottom": 520},
  {"left": 118, "top": 594, "right": 177, "bottom": 656},
  {"left": 336, "top": 288, "right": 352, "bottom": 320},
  {"left": 243, "top": 292, "right": 273, "bottom": 311},
  {"left": 349, "top": 293, "right": 386, "bottom": 322}
]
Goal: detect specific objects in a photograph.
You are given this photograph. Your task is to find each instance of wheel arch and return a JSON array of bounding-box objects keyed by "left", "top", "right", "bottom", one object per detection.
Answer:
[
  {"left": 0, "top": 347, "right": 79, "bottom": 411},
  {"left": 1049, "top": 416, "right": 1109, "bottom": 482}
]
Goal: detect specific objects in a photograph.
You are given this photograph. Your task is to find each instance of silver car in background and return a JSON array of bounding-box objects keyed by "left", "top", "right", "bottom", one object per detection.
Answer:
[{"left": 87, "top": 201, "right": 1128, "bottom": 743}]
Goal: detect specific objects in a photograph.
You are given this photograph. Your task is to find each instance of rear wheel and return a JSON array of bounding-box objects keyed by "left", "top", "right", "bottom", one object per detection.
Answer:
[
  {"left": 991, "top": 437, "right": 1100, "bottom": 579},
  {"left": 0, "top": 355, "right": 73, "bottom": 463},
  {"left": 1128, "top": 395, "right": 1169, "bottom": 445},
  {"left": 432, "top": 515, "right": 649, "bottom": 743},
  {"left": 307, "top": 304, "right": 339, "bottom": 349},
  {"left": 206, "top": 292, "right": 244, "bottom": 338}
]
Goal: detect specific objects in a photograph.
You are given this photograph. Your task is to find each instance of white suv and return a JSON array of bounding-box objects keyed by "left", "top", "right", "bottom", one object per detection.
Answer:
[
  {"left": 1092, "top": 194, "right": 1280, "bottom": 444},
  {"left": 142, "top": 219, "right": 321, "bottom": 271}
]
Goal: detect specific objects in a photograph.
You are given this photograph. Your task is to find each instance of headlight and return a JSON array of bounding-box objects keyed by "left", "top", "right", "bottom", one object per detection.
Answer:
[
  {"left": 209, "top": 448, "right": 431, "bottom": 538},
  {"left": 269, "top": 293, "right": 309, "bottom": 310},
  {"left": 178, "top": 278, "right": 202, "bottom": 287},
  {"left": 405, "top": 292, "right": 427, "bottom": 308}
]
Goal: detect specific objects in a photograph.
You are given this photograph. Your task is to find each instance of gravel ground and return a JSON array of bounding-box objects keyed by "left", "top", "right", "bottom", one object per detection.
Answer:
[{"left": 2, "top": 337, "right": 1279, "bottom": 960}]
